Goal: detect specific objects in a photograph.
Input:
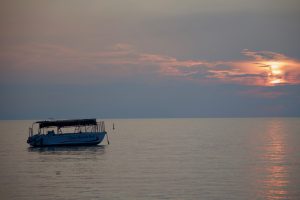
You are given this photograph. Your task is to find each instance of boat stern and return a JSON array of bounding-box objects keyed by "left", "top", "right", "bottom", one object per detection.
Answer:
[{"left": 27, "top": 134, "right": 44, "bottom": 147}]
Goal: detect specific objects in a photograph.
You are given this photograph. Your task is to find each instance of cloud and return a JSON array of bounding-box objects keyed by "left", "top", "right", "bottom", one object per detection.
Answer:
[
  {"left": 239, "top": 88, "right": 285, "bottom": 99},
  {"left": 1, "top": 43, "right": 300, "bottom": 87},
  {"left": 160, "top": 49, "right": 300, "bottom": 86},
  {"left": 0, "top": 43, "right": 158, "bottom": 84},
  {"left": 241, "top": 49, "right": 288, "bottom": 61}
]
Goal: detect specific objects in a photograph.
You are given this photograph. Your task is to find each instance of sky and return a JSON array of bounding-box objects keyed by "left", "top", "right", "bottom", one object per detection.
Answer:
[{"left": 0, "top": 0, "right": 300, "bottom": 119}]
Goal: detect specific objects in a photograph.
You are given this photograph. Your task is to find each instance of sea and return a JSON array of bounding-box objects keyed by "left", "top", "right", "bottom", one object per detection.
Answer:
[{"left": 0, "top": 118, "right": 299, "bottom": 200}]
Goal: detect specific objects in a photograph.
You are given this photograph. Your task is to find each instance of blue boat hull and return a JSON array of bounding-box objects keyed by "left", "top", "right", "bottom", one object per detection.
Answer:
[{"left": 27, "top": 132, "right": 107, "bottom": 147}]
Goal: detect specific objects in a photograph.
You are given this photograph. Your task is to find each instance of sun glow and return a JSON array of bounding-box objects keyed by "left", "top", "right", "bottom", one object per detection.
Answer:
[
  {"left": 266, "top": 62, "right": 285, "bottom": 86},
  {"left": 270, "top": 79, "right": 282, "bottom": 84},
  {"left": 270, "top": 63, "right": 282, "bottom": 75}
]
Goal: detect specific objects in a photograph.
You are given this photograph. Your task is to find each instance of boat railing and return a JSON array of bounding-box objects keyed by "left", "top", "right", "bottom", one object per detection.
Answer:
[
  {"left": 97, "top": 121, "right": 106, "bottom": 132},
  {"left": 28, "top": 120, "right": 106, "bottom": 136},
  {"left": 29, "top": 127, "right": 33, "bottom": 137}
]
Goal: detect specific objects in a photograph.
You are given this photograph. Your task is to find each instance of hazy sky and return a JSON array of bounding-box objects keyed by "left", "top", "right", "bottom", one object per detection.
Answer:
[{"left": 1, "top": 0, "right": 300, "bottom": 119}]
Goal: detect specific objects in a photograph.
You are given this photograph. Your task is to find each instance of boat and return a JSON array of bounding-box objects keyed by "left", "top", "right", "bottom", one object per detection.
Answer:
[{"left": 27, "top": 118, "right": 109, "bottom": 147}]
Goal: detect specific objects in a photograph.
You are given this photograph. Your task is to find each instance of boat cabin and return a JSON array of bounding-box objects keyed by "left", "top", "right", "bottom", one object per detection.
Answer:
[
  {"left": 27, "top": 119, "right": 108, "bottom": 147},
  {"left": 29, "top": 118, "right": 105, "bottom": 137}
]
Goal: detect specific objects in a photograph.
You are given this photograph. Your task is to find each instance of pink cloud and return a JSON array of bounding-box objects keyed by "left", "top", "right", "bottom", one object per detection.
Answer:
[
  {"left": 239, "top": 88, "right": 285, "bottom": 99},
  {"left": 1, "top": 43, "right": 300, "bottom": 87},
  {"left": 159, "top": 49, "right": 300, "bottom": 86},
  {"left": 0, "top": 43, "right": 151, "bottom": 83},
  {"left": 241, "top": 49, "right": 288, "bottom": 61}
]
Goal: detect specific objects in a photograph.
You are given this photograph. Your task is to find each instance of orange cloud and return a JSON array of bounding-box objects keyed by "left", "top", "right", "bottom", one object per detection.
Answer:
[
  {"left": 159, "top": 49, "right": 300, "bottom": 86},
  {"left": 1, "top": 43, "right": 300, "bottom": 87}
]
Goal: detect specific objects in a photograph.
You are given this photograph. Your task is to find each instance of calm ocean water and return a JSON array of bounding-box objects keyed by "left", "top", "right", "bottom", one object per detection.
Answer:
[{"left": 0, "top": 118, "right": 300, "bottom": 200}]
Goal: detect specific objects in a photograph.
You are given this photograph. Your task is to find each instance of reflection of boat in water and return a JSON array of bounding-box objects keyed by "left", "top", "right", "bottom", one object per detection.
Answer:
[
  {"left": 28, "top": 145, "right": 106, "bottom": 155},
  {"left": 27, "top": 119, "right": 109, "bottom": 147}
]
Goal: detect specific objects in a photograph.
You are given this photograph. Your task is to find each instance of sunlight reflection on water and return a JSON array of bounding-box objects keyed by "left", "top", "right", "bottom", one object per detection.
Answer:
[{"left": 261, "top": 119, "right": 289, "bottom": 200}]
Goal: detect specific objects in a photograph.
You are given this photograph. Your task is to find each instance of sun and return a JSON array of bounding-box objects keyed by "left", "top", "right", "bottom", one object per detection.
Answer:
[
  {"left": 266, "top": 62, "right": 285, "bottom": 86},
  {"left": 270, "top": 63, "right": 282, "bottom": 75}
]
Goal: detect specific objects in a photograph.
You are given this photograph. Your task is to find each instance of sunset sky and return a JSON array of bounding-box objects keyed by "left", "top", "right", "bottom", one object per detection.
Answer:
[{"left": 1, "top": 0, "right": 300, "bottom": 119}]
